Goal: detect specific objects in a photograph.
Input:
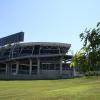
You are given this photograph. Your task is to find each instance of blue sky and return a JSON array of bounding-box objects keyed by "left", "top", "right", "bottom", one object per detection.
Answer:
[{"left": 0, "top": 0, "right": 100, "bottom": 53}]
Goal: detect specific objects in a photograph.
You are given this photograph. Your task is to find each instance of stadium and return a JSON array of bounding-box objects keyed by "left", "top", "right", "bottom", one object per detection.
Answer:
[{"left": 0, "top": 32, "right": 73, "bottom": 79}]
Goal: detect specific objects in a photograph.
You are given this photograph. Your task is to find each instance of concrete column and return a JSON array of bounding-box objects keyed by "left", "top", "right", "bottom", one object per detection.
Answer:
[
  {"left": 39, "top": 46, "right": 41, "bottom": 55},
  {"left": 29, "top": 59, "right": 32, "bottom": 75},
  {"left": 58, "top": 47, "right": 61, "bottom": 54},
  {"left": 37, "top": 58, "right": 40, "bottom": 75},
  {"left": 16, "top": 62, "right": 19, "bottom": 75},
  {"left": 60, "top": 57, "right": 63, "bottom": 75},
  {"left": 5, "top": 63, "right": 9, "bottom": 79},
  {"left": 6, "top": 63, "right": 8, "bottom": 73}
]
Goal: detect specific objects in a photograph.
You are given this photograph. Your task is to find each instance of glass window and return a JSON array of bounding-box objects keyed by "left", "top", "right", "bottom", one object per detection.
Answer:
[
  {"left": 19, "top": 65, "right": 29, "bottom": 74},
  {"left": 0, "top": 65, "right": 6, "bottom": 74},
  {"left": 11, "top": 64, "right": 16, "bottom": 75}
]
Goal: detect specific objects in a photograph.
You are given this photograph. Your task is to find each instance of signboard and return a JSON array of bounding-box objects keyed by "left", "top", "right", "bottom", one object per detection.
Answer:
[{"left": 0, "top": 32, "right": 24, "bottom": 46}]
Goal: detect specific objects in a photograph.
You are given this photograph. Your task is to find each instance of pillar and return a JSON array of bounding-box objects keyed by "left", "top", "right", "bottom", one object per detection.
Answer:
[
  {"left": 29, "top": 59, "right": 32, "bottom": 75},
  {"left": 16, "top": 62, "right": 19, "bottom": 75},
  {"left": 60, "top": 57, "right": 63, "bottom": 75},
  {"left": 37, "top": 58, "right": 40, "bottom": 75},
  {"left": 5, "top": 63, "right": 9, "bottom": 79},
  {"left": 6, "top": 63, "right": 8, "bottom": 73},
  {"left": 58, "top": 47, "right": 61, "bottom": 54}
]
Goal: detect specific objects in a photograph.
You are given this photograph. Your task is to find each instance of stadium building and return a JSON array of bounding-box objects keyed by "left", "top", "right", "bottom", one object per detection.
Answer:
[{"left": 0, "top": 32, "right": 73, "bottom": 79}]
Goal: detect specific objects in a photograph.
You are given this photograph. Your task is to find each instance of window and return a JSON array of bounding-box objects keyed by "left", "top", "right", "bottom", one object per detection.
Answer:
[
  {"left": 32, "top": 66, "right": 37, "bottom": 74},
  {"left": 11, "top": 64, "right": 16, "bottom": 74},
  {"left": 40, "top": 63, "right": 59, "bottom": 70},
  {"left": 55, "top": 64, "right": 60, "bottom": 70},
  {"left": 19, "top": 65, "right": 29, "bottom": 74},
  {"left": 40, "top": 46, "right": 59, "bottom": 54},
  {"left": 0, "top": 65, "right": 6, "bottom": 74}
]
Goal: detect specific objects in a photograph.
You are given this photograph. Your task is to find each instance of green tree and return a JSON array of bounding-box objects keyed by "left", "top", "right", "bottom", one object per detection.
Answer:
[
  {"left": 70, "top": 48, "right": 88, "bottom": 72},
  {"left": 71, "top": 22, "right": 100, "bottom": 72}
]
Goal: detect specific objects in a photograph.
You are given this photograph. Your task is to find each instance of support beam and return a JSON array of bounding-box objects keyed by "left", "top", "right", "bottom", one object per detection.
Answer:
[
  {"left": 37, "top": 58, "right": 40, "bottom": 75},
  {"left": 58, "top": 47, "right": 61, "bottom": 54},
  {"left": 39, "top": 46, "right": 41, "bottom": 55},
  {"left": 29, "top": 59, "right": 32, "bottom": 75},
  {"left": 60, "top": 57, "right": 63, "bottom": 75},
  {"left": 6, "top": 63, "right": 8, "bottom": 73},
  {"left": 16, "top": 62, "right": 19, "bottom": 75}
]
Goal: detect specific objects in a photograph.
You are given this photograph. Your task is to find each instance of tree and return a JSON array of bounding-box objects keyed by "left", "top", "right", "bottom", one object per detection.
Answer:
[
  {"left": 70, "top": 48, "right": 89, "bottom": 72},
  {"left": 71, "top": 22, "right": 100, "bottom": 72}
]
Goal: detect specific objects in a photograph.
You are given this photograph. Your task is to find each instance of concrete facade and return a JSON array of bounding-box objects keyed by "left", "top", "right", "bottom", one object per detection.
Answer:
[{"left": 0, "top": 42, "right": 72, "bottom": 79}]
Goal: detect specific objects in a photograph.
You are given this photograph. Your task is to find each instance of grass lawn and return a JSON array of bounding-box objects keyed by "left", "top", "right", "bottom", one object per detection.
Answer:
[{"left": 0, "top": 76, "right": 100, "bottom": 100}]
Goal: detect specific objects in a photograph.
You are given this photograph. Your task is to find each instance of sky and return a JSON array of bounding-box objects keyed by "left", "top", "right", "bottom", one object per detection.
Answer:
[{"left": 0, "top": 0, "right": 100, "bottom": 54}]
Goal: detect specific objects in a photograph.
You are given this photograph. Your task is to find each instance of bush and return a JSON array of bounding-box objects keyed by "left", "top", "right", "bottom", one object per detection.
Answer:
[{"left": 85, "top": 71, "right": 100, "bottom": 76}]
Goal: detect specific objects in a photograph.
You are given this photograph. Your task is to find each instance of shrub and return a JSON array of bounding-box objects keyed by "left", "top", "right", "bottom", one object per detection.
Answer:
[{"left": 85, "top": 71, "right": 100, "bottom": 76}]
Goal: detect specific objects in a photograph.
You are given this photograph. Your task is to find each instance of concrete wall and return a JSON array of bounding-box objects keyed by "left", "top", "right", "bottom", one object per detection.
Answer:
[{"left": 0, "top": 70, "right": 73, "bottom": 80}]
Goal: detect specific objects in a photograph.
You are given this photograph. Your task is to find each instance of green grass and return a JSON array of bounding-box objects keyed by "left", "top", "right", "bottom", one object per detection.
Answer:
[{"left": 0, "top": 76, "right": 100, "bottom": 100}]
